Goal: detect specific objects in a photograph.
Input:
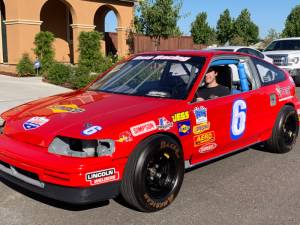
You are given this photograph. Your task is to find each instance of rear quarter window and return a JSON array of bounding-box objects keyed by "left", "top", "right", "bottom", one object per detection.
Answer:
[{"left": 252, "top": 57, "right": 286, "bottom": 85}]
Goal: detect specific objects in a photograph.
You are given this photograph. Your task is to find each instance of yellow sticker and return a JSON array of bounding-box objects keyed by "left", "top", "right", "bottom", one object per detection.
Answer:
[
  {"left": 193, "top": 131, "right": 215, "bottom": 147},
  {"left": 193, "top": 122, "right": 210, "bottom": 134},
  {"left": 172, "top": 111, "right": 189, "bottom": 122},
  {"left": 49, "top": 104, "right": 85, "bottom": 113}
]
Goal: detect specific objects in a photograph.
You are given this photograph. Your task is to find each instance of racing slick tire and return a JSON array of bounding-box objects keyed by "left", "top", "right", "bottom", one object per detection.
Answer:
[
  {"left": 266, "top": 105, "right": 299, "bottom": 153},
  {"left": 120, "top": 134, "right": 184, "bottom": 212}
]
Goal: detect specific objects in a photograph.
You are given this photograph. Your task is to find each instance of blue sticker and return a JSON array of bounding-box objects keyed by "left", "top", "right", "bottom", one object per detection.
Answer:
[
  {"left": 82, "top": 125, "right": 102, "bottom": 136},
  {"left": 193, "top": 106, "right": 207, "bottom": 124},
  {"left": 23, "top": 117, "right": 49, "bottom": 130},
  {"left": 177, "top": 121, "right": 191, "bottom": 136}
]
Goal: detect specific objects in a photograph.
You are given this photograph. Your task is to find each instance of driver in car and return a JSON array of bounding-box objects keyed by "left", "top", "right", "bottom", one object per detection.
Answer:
[{"left": 196, "top": 66, "right": 230, "bottom": 101}]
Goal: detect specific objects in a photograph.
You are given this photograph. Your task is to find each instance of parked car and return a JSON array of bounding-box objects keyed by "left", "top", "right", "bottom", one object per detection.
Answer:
[
  {"left": 0, "top": 51, "right": 299, "bottom": 212},
  {"left": 263, "top": 37, "right": 300, "bottom": 85},
  {"left": 206, "top": 46, "right": 273, "bottom": 64}
]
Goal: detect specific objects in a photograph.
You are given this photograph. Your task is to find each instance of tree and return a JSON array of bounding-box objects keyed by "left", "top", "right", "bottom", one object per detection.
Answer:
[
  {"left": 282, "top": 5, "right": 300, "bottom": 37},
  {"left": 232, "top": 9, "right": 259, "bottom": 45},
  {"left": 135, "top": 0, "right": 182, "bottom": 49},
  {"left": 216, "top": 9, "right": 233, "bottom": 45},
  {"left": 263, "top": 28, "right": 280, "bottom": 46},
  {"left": 191, "top": 12, "right": 216, "bottom": 45},
  {"left": 33, "top": 31, "right": 55, "bottom": 74}
]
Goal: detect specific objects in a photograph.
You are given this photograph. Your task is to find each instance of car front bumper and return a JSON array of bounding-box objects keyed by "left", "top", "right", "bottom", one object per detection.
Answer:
[{"left": 0, "top": 134, "right": 124, "bottom": 204}]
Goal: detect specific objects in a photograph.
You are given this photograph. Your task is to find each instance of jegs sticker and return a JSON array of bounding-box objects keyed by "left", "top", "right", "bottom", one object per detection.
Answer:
[
  {"left": 130, "top": 121, "right": 157, "bottom": 137},
  {"left": 172, "top": 111, "right": 189, "bottom": 122},
  {"left": 86, "top": 168, "right": 119, "bottom": 186},
  {"left": 193, "top": 106, "right": 207, "bottom": 124},
  {"left": 23, "top": 117, "right": 49, "bottom": 130}
]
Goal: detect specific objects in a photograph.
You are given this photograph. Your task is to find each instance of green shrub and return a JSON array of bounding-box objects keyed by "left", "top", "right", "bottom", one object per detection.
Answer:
[
  {"left": 69, "top": 66, "right": 98, "bottom": 89},
  {"left": 78, "top": 31, "right": 103, "bottom": 73},
  {"left": 33, "top": 31, "right": 55, "bottom": 75},
  {"left": 16, "top": 53, "right": 35, "bottom": 77},
  {"left": 47, "top": 63, "right": 73, "bottom": 85}
]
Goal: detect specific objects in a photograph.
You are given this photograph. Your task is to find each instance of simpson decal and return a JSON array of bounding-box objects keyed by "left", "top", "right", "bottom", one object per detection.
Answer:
[
  {"left": 23, "top": 117, "right": 49, "bottom": 130},
  {"left": 86, "top": 168, "right": 119, "bottom": 186},
  {"left": 193, "top": 106, "right": 207, "bottom": 124},
  {"left": 177, "top": 121, "right": 191, "bottom": 136},
  {"left": 157, "top": 117, "right": 173, "bottom": 131},
  {"left": 172, "top": 111, "right": 189, "bottom": 122},
  {"left": 130, "top": 121, "right": 157, "bottom": 137},
  {"left": 193, "top": 122, "right": 210, "bottom": 134},
  {"left": 199, "top": 143, "right": 217, "bottom": 154},
  {"left": 49, "top": 104, "right": 85, "bottom": 113},
  {"left": 193, "top": 131, "right": 215, "bottom": 147},
  {"left": 117, "top": 131, "right": 133, "bottom": 143}
]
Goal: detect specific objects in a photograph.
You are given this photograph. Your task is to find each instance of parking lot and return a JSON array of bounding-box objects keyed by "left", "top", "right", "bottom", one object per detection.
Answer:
[{"left": 0, "top": 76, "right": 300, "bottom": 225}]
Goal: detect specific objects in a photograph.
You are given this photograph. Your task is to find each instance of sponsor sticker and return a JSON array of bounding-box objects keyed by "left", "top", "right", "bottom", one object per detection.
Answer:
[
  {"left": 82, "top": 125, "right": 102, "bottom": 136},
  {"left": 193, "top": 131, "right": 215, "bottom": 147},
  {"left": 172, "top": 111, "right": 189, "bottom": 122},
  {"left": 193, "top": 122, "right": 210, "bottom": 134},
  {"left": 117, "top": 131, "right": 133, "bottom": 143},
  {"left": 177, "top": 121, "right": 191, "bottom": 136},
  {"left": 23, "top": 117, "right": 49, "bottom": 130},
  {"left": 86, "top": 168, "right": 119, "bottom": 186},
  {"left": 157, "top": 117, "right": 173, "bottom": 131},
  {"left": 130, "top": 121, "right": 157, "bottom": 137},
  {"left": 193, "top": 106, "right": 207, "bottom": 124},
  {"left": 153, "top": 55, "right": 191, "bottom": 62},
  {"left": 199, "top": 143, "right": 217, "bottom": 154},
  {"left": 276, "top": 85, "right": 291, "bottom": 100},
  {"left": 49, "top": 104, "right": 85, "bottom": 113}
]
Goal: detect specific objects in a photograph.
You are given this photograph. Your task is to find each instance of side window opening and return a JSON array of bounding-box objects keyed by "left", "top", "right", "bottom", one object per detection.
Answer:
[{"left": 252, "top": 57, "right": 286, "bottom": 85}]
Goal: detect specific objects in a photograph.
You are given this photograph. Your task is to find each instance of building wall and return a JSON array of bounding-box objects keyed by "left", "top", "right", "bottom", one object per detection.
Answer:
[{"left": 0, "top": 0, "right": 134, "bottom": 72}]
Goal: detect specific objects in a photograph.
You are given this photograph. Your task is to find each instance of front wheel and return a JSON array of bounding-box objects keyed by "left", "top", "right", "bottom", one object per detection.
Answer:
[
  {"left": 266, "top": 105, "right": 299, "bottom": 153},
  {"left": 121, "top": 134, "right": 184, "bottom": 212}
]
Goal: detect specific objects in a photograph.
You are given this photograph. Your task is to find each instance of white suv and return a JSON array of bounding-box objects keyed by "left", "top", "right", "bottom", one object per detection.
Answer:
[{"left": 263, "top": 37, "right": 300, "bottom": 84}]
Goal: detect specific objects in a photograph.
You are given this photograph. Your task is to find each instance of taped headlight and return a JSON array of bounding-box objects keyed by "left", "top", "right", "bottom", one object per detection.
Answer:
[
  {"left": 0, "top": 117, "right": 5, "bottom": 127},
  {"left": 48, "top": 136, "right": 115, "bottom": 158},
  {"left": 0, "top": 117, "right": 5, "bottom": 134}
]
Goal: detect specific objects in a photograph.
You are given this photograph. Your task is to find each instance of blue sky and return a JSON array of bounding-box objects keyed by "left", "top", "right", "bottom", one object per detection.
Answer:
[{"left": 105, "top": 0, "right": 300, "bottom": 38}]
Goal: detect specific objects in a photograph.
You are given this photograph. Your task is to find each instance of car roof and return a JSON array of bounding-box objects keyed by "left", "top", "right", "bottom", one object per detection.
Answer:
[
  {"left": 136, "top": 50, "right": 248, "bottom": 57},
  {"left": 272, "top": 37, "right": 300, "bottom": 41}
]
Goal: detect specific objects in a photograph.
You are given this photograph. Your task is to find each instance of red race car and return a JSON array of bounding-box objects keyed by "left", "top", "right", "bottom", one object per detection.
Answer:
[{"left": 0, "top": 51, "right": 299, "bottom": 212}]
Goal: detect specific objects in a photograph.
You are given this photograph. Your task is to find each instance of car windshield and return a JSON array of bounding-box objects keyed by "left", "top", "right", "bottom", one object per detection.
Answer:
[
  {"left": 265, "top": 40, "right": 300, "bottom": 51},
  {"left": 89, "top": 55, "right": 206, "bottom": 99}
]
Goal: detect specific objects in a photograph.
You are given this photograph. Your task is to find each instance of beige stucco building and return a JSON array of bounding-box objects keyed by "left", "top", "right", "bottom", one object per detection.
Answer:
[{"left": 0, "top": 0, "right": 135, "bottom": 72}]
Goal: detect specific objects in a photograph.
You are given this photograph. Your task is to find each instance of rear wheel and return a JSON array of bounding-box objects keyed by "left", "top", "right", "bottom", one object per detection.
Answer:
[
  {"left": 266, "top": 105, "right": 299, "bottom": 153},
  {"left": 121, "top": 134, "right": 184, "bottom": 212}
]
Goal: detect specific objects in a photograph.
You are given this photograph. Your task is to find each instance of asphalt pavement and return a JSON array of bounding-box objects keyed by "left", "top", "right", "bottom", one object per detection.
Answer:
[{"left": 0, "top": 75, "right": 300, "bottom": 225}]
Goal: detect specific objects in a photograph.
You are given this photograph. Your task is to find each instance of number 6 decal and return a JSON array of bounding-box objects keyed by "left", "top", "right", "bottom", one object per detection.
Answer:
[{"left": 231, "top": 99, "right": 247, "bottom": 140}]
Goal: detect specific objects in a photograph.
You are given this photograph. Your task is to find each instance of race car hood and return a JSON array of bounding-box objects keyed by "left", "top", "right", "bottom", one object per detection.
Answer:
[
  {"left": 263, "top": 50, "right": 300, "bottom": 55},
  {"left": 1, "top": 90, "right": 177, "bottom": 147}
]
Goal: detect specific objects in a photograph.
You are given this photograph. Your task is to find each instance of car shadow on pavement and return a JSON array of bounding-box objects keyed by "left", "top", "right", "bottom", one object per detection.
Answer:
[{"left": 0, "top": 177, "right": 110, "bottom": 211}]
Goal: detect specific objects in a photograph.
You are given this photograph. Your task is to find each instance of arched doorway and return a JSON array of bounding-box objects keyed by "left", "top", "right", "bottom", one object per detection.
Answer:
[
  {"left": 40, "top": 0, "right": 74, "bottom": 63},
  {"left": 0, "top": 0, "right": 7, "bottom": 63},
  {"left": 94, "top": 5, "right": 120, "bottom": 56}
]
